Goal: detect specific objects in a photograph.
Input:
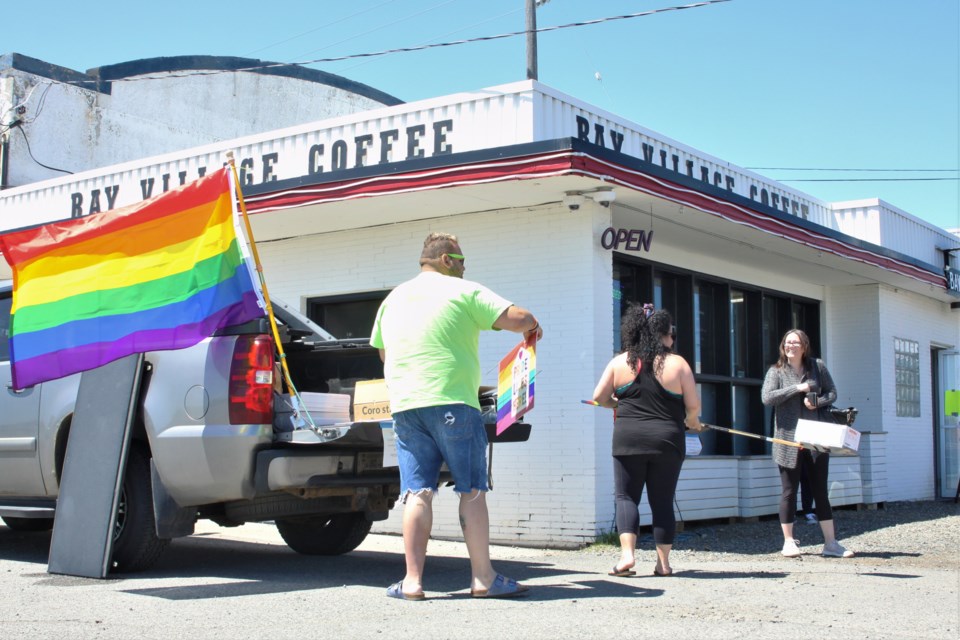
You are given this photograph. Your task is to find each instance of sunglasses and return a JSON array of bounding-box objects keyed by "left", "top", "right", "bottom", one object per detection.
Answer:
[
  {"left": 446, "top": 253, "right": 465, "bottom": 262},
  {"left": 669, "top": 325, "right": 676, "bottom": 339}
]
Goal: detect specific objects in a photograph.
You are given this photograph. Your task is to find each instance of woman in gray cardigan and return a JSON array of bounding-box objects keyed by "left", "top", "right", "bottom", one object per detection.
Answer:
[{"left": 761, "top": 329, "right": 854, "bottom": 559}]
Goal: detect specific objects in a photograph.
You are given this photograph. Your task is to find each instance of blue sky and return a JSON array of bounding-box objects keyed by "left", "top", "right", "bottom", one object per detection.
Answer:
[{"left": 5, "top": 0, "right": 959, "bottom": 230}]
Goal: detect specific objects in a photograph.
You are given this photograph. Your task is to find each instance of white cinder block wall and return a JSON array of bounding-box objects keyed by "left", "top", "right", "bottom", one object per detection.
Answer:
[
  {"left": 587, "top": 206, "right": 617, "bottom": 537},
  {"left": 878, "top": 287, "right": 959, "bottom": 500},
  {"left": 257, "top": 202, "right": 616, "bottom": 547},
  {"left": 826, "top": 285, "right": 883, "bottom": 434},
  {"left": 251, "top": 201, "right": 960, "bottom": 542}
]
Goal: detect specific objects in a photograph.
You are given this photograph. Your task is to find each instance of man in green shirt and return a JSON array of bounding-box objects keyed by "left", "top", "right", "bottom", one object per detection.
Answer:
[{"left": 371, "top": 232, "right": 542, "bottom": 601}]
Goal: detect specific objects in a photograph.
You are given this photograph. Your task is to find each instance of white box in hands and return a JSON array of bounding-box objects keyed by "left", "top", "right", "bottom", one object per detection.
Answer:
[{"left": 794, "top": 419, "right": 861, "bottom": 453}]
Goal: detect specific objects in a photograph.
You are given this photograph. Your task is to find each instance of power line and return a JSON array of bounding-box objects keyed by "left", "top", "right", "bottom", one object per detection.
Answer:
[
  {"left": 66, "top": 1, "right": 731, "bottom": 86},
  {"left": 14, "top": 125, "right": 73, "bottom": 175},
  {"left": 288, "top": 0, "right": 460, "bottom": 63},
  {"left": 243, "top": 0, "right": 402, "bottom": 57},
  {"left": 775, "top": 177, "right": 958, "bottom": 183},
  {"left": 338, "top": 6, "right": 522, "bottom": 74},
  {"left": 749, "top": 167, "right": 957, "bottom": 172}
]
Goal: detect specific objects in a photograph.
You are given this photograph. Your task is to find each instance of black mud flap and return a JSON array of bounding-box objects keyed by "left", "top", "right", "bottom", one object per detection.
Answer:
[{"left": 151, "top": 461, "right": 196, "bottom": 539}]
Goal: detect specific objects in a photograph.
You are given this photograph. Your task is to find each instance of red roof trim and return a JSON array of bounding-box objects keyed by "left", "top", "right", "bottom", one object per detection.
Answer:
[{"left": 243, "top": 150, "right": 945, "bottom": 289}]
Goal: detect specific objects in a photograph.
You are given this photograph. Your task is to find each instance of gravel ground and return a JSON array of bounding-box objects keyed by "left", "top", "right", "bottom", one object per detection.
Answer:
[
  {"left": 584, "top": 499, "right": 960, "bottom": 568},
  {"left": 2, "top": 499, "right": 954, "bottom": 640}
]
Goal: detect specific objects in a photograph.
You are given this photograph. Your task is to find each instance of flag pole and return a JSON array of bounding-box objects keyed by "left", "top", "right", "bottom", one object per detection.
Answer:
[
  {"left": 702, "top": 423, "right": 803, "bottom": 449},
  {"left": 227, "top": 153, "right": 317, "bottom": 431}
]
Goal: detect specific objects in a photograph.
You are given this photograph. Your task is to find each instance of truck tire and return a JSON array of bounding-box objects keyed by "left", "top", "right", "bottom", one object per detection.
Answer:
[
  {"left": 110, "top": 444, "right": 170, "bottom": 572},
  {"left": 276, "top": 513, "right": 372, "bottom": 556},
  {"left": 1, "top": 516, "right": 54, "bottom": 532}
]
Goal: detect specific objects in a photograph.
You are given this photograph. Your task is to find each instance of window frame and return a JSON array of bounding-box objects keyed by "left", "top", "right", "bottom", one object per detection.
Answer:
[{"left": 613, "top": 254, "right": 821, "bottom": 455}]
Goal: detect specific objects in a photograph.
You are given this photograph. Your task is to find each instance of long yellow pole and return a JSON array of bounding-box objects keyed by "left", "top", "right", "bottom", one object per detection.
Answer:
[
  {"left": 227, "top": 153, "right": 315, "bottom": 430},
  {"left": 702, "top": 423, "right": 803, "bottom": 449}
]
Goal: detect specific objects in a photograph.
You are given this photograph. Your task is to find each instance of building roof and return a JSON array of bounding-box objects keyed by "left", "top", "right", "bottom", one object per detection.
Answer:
[{"left": 1, "top": 52, "right": 403, "bottom": 106}]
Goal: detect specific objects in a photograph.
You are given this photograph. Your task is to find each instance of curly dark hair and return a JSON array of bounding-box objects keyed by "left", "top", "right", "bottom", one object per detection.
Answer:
[{"left": 621, "top": 304, "right": 673, "bottom": 377}]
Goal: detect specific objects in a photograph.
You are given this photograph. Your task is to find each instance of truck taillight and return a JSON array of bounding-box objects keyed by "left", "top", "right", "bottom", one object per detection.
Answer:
[{"left": 228, "top": 334, "right": 275, "bottom": 425}]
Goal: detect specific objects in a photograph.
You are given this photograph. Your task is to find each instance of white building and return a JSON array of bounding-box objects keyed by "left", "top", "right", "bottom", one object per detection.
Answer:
[
  {"left": 0, "top": 53, "right": 400, "bottom": 193},
  {"left": 2, "top": 55, "right": 958, "bottom": 547}
]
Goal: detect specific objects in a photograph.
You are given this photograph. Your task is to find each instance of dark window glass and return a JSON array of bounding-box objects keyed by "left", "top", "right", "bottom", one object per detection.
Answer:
[
  {"left": 613, "top": 261, "right": 651, "bottom": 351},
  {"left": 653, "top": 271, "right": 681, "bottom": 321},
  {"left": 793, "top": 301, "right": 822, "bottom": 357},
  {"left": 731, "top": 288, "right": 749, "bottom": 377},
  {"left": 694, "top": 280, "right": 724, "bottom": 375},
  {"left": 762, "top": 295, "right": 790, "bottom": 368},
  {"left": 613, "top": 256, "right": 820, "bottom": 457},
  {"left": 306, "top": 292, "right": 388, "bottom": 339}
]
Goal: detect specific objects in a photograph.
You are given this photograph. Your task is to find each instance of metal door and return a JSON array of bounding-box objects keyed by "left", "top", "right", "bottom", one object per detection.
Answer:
[{"left": 936, "top": 350, "right": 959, "bottom": 499}]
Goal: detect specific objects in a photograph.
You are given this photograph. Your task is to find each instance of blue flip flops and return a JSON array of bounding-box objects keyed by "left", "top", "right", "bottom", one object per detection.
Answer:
[
  {"left": 470, "top": 574, "right": 530, "bottom": 599},
  {"left": 386, "top": 581, "right": 425, "bottom": 601}
]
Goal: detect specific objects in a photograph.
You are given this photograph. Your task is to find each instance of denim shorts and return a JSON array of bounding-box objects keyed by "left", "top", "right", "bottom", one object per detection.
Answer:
[{"left": 392, "top": 404, "right": 489, "bottom": 500}]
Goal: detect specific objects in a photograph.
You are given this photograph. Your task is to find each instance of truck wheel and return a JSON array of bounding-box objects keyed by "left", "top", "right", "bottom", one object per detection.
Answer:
[
  {"left": 276, "top": 513, "right": 372, "bottom": 555},
  {"left": 110, "top": 444, "right": 170, "bottom": 572},
  {"left": 1, "top": 516, "right": 54, "bottom": 532}
]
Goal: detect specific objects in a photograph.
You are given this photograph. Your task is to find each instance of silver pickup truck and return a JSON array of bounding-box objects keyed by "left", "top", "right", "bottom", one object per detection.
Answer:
[{"left": 0, "top": 281, "right": 529, "bottom": 572}]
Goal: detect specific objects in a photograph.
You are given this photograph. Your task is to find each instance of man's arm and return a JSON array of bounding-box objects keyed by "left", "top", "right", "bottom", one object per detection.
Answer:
[{"left": 493, "top": 305, "right": 543, "bottom": 340}]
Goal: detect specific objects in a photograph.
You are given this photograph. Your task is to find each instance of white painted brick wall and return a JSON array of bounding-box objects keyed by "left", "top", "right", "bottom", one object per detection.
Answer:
[
  {"left": 257, "top": 201, "right": 617, "bottom": 546},
  {"left": 253, "top": 208, "right": 959, "bottom": 543},
  {"left": 826, "top": 284, "right": 959, "bottom": 502},
  {"left": 825, "top": 285, "right": 882, "bottom": 432},
  {"left": 876, "top": 287, "right": 960, "bottom": 500}
]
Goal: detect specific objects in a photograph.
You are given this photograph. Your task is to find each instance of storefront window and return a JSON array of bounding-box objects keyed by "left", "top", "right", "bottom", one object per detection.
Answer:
[
  {"left": 731, "top": 289, "right": 748, "bottom": 378},
  {"left": 614, "top": 256, "right": 820, "bottom": 456},
  {"left": 732, "top": 385, "right": 754, "bottom": 455},
  {"left": 762, "top": 295, "right": 788, "bottom": 369},
  {"left": 697, "top": 382, "right": 720, "bottom": 455},
  {"left": 792, "top": 301, "right": 821, "bottom": 358},
  {"left": 654, "top": 274, "right": 676, "bottom": 319},
  {"left": 695, "top": 280, "right": 724, "bottom": 375}
]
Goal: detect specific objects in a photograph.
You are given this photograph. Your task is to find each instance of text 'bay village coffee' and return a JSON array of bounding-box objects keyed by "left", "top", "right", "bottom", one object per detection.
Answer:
[{"left": 68, "top": 120, "right": 455, "bottom": 218}]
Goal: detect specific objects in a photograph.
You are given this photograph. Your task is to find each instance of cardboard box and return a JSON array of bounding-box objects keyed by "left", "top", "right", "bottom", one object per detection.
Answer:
[
  {"left": 794, "top": 418, "right": 861, "bottom": 453},
  {"left": 353, "top": 379, "right": 392, "bottom": 421}
]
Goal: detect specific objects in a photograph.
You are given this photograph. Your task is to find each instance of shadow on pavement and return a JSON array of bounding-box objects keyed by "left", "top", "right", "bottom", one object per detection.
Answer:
[
  {"left": 0, "top": 528, "right": 52, "bottom": 565},
  {"left": 118, "top": 535, "right": 660, "bottom": 601},
  {"left": 0, "top": 525, "right": 667, "bottom": 601},
  {"left": 674, "top": 568, "right": 788, "bottom": 580},
  {"left": 648, "top": 501, "right": 958, "bottom": 557}
]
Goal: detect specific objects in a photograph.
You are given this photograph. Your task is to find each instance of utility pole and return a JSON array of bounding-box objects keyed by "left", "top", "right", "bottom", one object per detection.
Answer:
[
  {"left": 525, "top": 0, "right": 538, "bottom": 80},
  {"left": 526, "top": 0, "right": 551, "bottom": 80}
]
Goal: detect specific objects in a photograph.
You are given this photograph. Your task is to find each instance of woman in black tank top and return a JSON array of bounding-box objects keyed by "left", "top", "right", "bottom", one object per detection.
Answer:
[{"left": 593, "top": 305, "right": 702, "bottom": 577}]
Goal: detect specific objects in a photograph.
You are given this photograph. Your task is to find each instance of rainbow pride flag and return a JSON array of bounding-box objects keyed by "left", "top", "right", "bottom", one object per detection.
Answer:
[{"left": 0, "top": 167, "right": 264, "bottom": 389}]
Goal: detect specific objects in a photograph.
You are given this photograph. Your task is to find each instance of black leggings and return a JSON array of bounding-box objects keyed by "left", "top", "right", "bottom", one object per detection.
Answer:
[
  {"left": 613, "top": 450, "right": 683, "bottom": 545},
  {"left": 779, "top": 450, "right": 833, "bottom": 524}
]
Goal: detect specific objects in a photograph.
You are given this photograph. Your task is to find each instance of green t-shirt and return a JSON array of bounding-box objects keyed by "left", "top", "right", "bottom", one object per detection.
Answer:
[{"left": 370, "top": 271, "right": 512, "bottom": 413}]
